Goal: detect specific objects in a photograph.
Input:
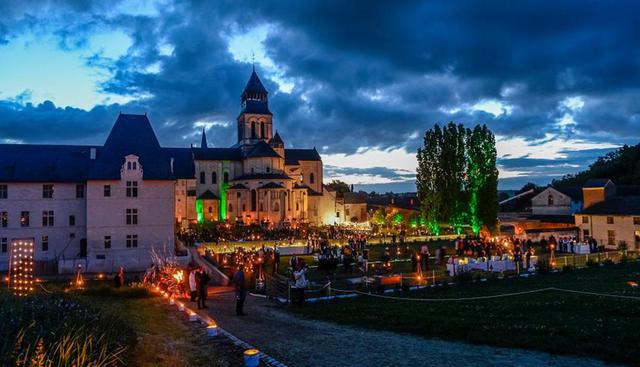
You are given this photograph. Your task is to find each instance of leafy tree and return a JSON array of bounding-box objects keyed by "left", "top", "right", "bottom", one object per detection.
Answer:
[
  {"left": 326, "top": 179, "right": 351, "bottom": 197},
  {"left": 370, "top": 207, "right": 387, "bottom": 226},
  {"left": 416, "top": 124, "right": 443, "bottom": 234}
]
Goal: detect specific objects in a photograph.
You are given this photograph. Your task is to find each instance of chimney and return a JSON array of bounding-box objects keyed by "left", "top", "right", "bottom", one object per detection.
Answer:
[
  {"left": 170, "top": 157, "right": 175, "bottom": 174},
  {"left": 90, "top": 147, "right": 96, "bottom": 160}
]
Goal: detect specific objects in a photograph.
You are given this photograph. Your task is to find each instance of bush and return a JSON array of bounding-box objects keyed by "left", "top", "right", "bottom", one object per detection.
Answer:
[
  {"left": 0, "top": 291, "right": 135, "bottom": 366},
  {"left": 562, "top": 265, "right": 574, "bottom": 273},
  {"left": 603, "top": 259, "right": 614, "bottom": 266},
  {"left": 586, "top": 259, "right": 599, "bottom": 268}
]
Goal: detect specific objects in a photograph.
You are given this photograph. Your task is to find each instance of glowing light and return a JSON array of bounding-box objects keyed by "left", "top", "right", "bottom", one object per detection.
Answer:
[{"left": 9, "top": 239, "right": 35, "bottom": 296}]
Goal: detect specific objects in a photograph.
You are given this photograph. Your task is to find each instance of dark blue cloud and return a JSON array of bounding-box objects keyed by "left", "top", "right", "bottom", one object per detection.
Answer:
[{"left": 0, "top": 0, "right": 638, "bottom": 191}]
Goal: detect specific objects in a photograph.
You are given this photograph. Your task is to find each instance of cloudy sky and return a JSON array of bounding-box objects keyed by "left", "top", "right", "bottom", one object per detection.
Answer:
[{"left": 0, "top": 1, "right": 638, "bottom": 192}]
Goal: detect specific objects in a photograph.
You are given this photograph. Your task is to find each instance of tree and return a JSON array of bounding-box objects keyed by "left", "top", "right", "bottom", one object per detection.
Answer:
[
  {"left": 416, "top": 122, "right": 499, "bottom": 235},
  {"left": 370, "top": 207, "right": 387, "bottom": 226},
  {"left": 326, "top": 179, "right": 351, "bottom": 197}
]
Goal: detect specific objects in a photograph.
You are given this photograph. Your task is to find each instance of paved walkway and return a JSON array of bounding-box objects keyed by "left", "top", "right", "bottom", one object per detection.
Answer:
[{"left": 194, "top": 287, "right": 617, "bottom": 367}]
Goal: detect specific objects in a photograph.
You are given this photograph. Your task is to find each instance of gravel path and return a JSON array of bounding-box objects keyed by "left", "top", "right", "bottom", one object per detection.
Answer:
[{"left": 200, "top": 288, "right": 618, "bottom": 367}]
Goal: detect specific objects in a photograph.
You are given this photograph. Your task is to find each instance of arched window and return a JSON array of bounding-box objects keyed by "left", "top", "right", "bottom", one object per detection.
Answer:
[
  {"left": 548, "top": 195, "right": 554, "bottom": 206},
  {"left": 211, "top": 172, "right": 217, "bottom": 185},
  {"left": 200, "top": 171, "right": 205, "bottom": 184},
  {"left": 273, "top": 202, "right": 280, "bottom": 212},
  {"left": 229, "top": 204, "right": 233, "bottom": 212},
  {"left": 260, "top": 121, "right": 265, "bottom": 138},
  {"left": 251, "top": 190, "right": 257, "bottom": 211},
  {"left": 208, "top": 206, "right": 213, "bottom": 214},
  {"left": 223, "top": 172, "right": 229, "bottom": 184},
  {"left": 310, "top": 173, "right": 315, "bottom": 184},
  {"left": 251, "top": 121, "right": 256, "bottom": 138}
]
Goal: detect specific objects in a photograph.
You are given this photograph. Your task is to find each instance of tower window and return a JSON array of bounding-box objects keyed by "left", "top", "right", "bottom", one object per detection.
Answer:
[
  {"left": 260, "top": 122, "right": 265, "bottom": 138},
  {"left": 310, "top": 173, "right": 315, "bottom": 184},
  {"left": 200, "top": 171, "right": 206, "bottom": 184},
  {"left": 224, "top": 172, "right": 229, "bottom": 184},
  {"left": 212, "top": 172, "right": 217, "bottom": 185}
]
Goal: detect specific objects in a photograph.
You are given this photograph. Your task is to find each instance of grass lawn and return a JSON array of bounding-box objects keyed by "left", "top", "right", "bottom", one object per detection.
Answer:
[
  {"left": 293, "top": 261, "right": 640, "bottom": 365},
  {"left": 74, "top": 284, "right": 247, "bottom": 367}
]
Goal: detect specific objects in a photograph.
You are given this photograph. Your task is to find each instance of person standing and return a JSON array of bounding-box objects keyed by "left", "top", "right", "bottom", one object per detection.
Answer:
[
  {"left": 188, "top": 268, "right": 197, "bottom": 302},
  {"left": 293, "top": 263, "right": 308, "bottom": 307},
  {"left": 196, "top": 267, "right": 210, "bottom": 309},
  {"left": 233, "top": 266, "right": 247, "bottom": 316}
]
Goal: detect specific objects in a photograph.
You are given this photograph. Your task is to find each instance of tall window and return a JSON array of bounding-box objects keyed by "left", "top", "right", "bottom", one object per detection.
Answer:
[
  {"left": 260, "top": 121, "right": 265, "bottom": 138},
  {"left": 211, "top": 172, "right": 217, "bottom": 185},
  {"left": 547, "top": 195, "right": 553, "bottom": 206},
  {"left": 103, "top": 185, "right": 111, "bottom": 197},
  {"left": 126, "top": 234, "right": 138, "bottom": 248},
  {"left": 1, "top": 238, "right": 6, "bottom": 253},
  {"left": 0, "top": 184, "right": 7, "bottom": 199},
  {"left": 126, "top": 181, "right": 138, "bottom": 197},
  {"left": 223, "top": 172, "right": 229, "bottom": 184},
  {"left": 43, "top": 184, "right": 54, "bottom": 199},
  {"left": 582, "top": 216, "right": 589, "bottom": 224},
  {"left": 20, "top": 211, "right": 29, "bottom": 227},
  {"left": 127, "top": 161, "right": 137, "bottom": 170},
  {"left": 76, "top": 184, "right": 84, "bottom": 198},
  {"left": 42, "top": 236, "right": 49, "bottom": 252},
  {"left": 251, "top": 190, "right": 257, "bottom": 211},
  {"left": 607, "top": 216, "right": 614, "bottom": 224},
  {"left": 607, "top": 230, "right": 616, "bottom": 246},
  {"left": 104, "top": 236, "right": 111, "bottom": 249},
  {"left": 200, "top": 171, "right": 206, "bottom": 184},
  {"left": 1, "top": 212, "right": 7, "bottom": 228},
  {"left": 42, "top": 211, "right": 54, "bottom": 227},
  {"left": 310, "top": 173, "right": 315, "bottom": 184},
  {"left": 126, "top": 209, "right": 138, "bottom": 225},
  {"left": 69, "top": 215, "right": 76, "bottom": 226},
  {"left": 251, "top": 121, "right": 256, "bottom": 138}
]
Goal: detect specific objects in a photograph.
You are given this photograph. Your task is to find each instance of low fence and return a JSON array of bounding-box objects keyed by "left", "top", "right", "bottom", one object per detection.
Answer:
[{"left": 544, "top": 249, "right": 637, "bottom": 270}]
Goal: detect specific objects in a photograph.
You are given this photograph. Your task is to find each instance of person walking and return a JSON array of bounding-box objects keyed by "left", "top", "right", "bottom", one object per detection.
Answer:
[
  {"left": 196, "top": 267, "right": 210, "bottom": 309},
  {"left": 188, "top": 267, "right": 197, "bottom": 302},
  {"left": 233, "top": 266, "right": 247, "bottom": 316}
]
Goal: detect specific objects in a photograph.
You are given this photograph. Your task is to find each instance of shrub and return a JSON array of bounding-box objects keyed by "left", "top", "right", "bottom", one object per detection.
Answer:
[
  {"left": 586, "top": 259, "right": 599, "bottom": 268},
  {"left": 603, "top": 259, "right": 614, "bottom": 266},
  {"left": 562, "top": 265, "right": 574, "bottom": 273}
]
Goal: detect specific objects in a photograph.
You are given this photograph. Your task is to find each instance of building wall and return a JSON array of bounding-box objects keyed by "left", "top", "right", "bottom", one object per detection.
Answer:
[
  {"left": 299, "top": 160, "right": 323, "bottom": 193},
  {"left": 576, "top": 214, "right": 640, "bottom": 249},
  {"left": 0, "top": 182, "right": 86, "bottom": 270},
  {"left": 86, "top": 161, "right": 175, "bottom": 272},
  {"left": 345, "top": 203, "right": 368, "bottom": 222},
  {"left": 531, "top": 187, "right": 572, "bottom": 215}
]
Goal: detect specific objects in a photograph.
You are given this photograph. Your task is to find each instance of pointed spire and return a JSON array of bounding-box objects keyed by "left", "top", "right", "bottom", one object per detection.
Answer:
[
  {"left": 200, "top": 127, "right": 208, "bottom": 148},
  {"left": 269, "top": 130, "right": 284, "bottom": 148}
]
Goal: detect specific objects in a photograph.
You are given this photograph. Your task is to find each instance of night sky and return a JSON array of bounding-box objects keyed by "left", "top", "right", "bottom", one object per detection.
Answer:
[{"left": 0, "top": 1, "right": 638, "bottom": 192}]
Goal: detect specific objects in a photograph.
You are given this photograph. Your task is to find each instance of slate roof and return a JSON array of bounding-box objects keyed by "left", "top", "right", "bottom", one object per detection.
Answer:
[
  {"left": 241, "top": 99, "right": 272, "bottom": 115},
  {"left": 192, "top": 147, "right": 242, "bottom": 161},
  {"left": 163, "top": 147, "right": 195, "bottom": 179},
  {"left": 197, "top": 190, "right": 219, "bottom": 200},
  {"left": 284, "top": 148, "right": 321, "bottom": 162},
  {"left": 228, "top": 183, "right": 249, "bottom": 190},
  {"left": 90, "top": 114, "right": 173, "bottom": 180},
  {"left": 258, "top": 182, "right": 285, "bottom": 189},
  {"left": 0, "top": 144, "right": 96, "bottom": 182},
  {"left": 269, "top": 131, "right": 284, "bottom": 147},
  {"left": 243, "top": 69, "right": 268, "bottom": 95},
  {"left": 245, "top": 141, "right": 281, "bottom": 158},
  {"left": 344, "top": 192, "right": 367, "bottom": 204},
  {"left": 583, "top": 178, "right": 612, "bottom": 188},
  {"left": 554, "top": 186, "right": 583, "bottom": 202},
  {"left": 233, "top": 173, "right": 292, "bottom": 181},
  {"left": 579, "top": 196, "right": 640, "bottom": 215}
]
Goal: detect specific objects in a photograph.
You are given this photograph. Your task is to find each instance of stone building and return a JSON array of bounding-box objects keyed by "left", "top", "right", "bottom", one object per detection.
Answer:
[{"left": 0, "top": 69, "right": 333, "bottom": 273}]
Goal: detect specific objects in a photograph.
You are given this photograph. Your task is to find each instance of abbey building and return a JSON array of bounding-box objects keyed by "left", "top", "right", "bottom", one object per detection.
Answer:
[{"left": 0, "top": 69, "right": 337, "bottom": 273}]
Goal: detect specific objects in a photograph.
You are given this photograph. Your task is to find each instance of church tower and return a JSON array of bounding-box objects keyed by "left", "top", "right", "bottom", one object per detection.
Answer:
[{"left": 237, "top": 68, "right": 273, "bottom": 147}]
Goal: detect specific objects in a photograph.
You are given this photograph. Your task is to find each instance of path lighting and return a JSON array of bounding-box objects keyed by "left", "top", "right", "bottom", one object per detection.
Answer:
[{"left": 243, "top": 349, "right": 260, "bottom": 367}]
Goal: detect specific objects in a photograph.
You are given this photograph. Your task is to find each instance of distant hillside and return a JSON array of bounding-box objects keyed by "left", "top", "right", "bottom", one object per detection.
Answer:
[{"left": 553, "top": 143, "right": 640, "bottom": 187}]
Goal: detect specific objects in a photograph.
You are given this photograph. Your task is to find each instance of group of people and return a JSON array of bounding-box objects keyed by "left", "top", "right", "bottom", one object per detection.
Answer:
[{"left": 188, "top": 266, "right": 210, "bottom": 309}]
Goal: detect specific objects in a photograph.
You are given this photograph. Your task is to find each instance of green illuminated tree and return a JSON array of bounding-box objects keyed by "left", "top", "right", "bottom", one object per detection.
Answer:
[
  {"left": 467, "top": 125, "right": 498, "bottom": 233},
  {"left": 416, "top": 124, "right": 443, "bottom": 234}
]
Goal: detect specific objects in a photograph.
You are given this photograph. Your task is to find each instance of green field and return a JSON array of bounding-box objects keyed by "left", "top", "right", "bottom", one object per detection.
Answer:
[{"left": 293, "top": 261, "right": 640, "bottom": 365}]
